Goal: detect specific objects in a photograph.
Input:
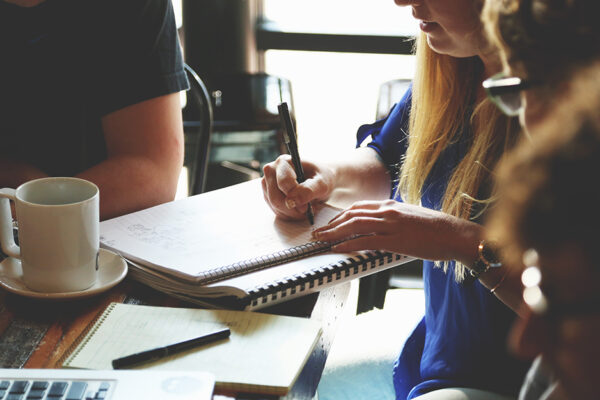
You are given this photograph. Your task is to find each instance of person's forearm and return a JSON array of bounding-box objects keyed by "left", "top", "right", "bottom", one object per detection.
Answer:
[
  {"left": 478, "top": 266, "right": 524, "bottom": 315},
  {"left": 89, "top": 92, "right": 184, "bottom": 220},
  {"left": 77, "top": 155, "right": 181, "bottom": 220},
  {"left": 442, "top": 216, "right": 523, "bottom": 314},
  {"left": 326, "top": 147, "right": 391, "bottom": 208},
  {"left": 0, "top": 159, "right": 48, "bottom": 188}
]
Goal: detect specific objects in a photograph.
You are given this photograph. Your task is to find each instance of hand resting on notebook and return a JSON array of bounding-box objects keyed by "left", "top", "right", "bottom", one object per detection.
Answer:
[{"left": 312, "top": 199, "right": 482, "bottom": 266}]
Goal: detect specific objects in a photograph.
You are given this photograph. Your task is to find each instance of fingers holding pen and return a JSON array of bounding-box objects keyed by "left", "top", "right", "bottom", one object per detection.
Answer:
[
  {"left": 262, "top": 153, "right": 336, "bottom": 221},
  {"left": 262, "top": 155, "right": 318, "bottom": 219},
  {"left": 273, "top": 154, "right": 299, "bottom": 194},
  {"left": 283, "top": 176, "right": 324, "bottom": 211},
  {"left": 262, "top": 175, "right": 296, "bottom": 220},
  {"left": 262, "top": 158, "right": 303, "bottom": 220},
  {"left": 282, "top": 159, "right": 334, "bottom": 207}
]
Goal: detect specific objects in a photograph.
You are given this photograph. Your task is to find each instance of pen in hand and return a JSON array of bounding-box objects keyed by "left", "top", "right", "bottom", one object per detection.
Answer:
[
  {"left": 277, "top": 102, "right": 315, "bottom": 225},
  {"left": 112, "top": 327, "right": 231, "bottom": 369}
]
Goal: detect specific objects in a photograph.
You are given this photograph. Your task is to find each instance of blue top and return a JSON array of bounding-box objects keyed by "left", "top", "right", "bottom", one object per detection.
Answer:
[{"left": 357, "top": 88, "right": 528, "bottom": 399}]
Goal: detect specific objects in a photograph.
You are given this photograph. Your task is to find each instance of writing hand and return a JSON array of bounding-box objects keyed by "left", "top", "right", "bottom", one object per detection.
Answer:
[{"left": 261, "top": 155, "right": 334, "bottom": 220}]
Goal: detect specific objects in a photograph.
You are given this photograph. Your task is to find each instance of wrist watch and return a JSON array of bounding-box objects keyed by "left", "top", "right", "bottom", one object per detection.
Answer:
[{"left": 469, "top": 239, "right": 502, "bottom": 279}]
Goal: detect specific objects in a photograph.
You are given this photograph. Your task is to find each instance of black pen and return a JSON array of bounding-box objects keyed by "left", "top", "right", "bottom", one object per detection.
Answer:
[
  {"left": 277, "top": 102, "right": 315, "bottom": 225},
  {"left": 112, "top": 327, "right": 231, "bottom": 369}
]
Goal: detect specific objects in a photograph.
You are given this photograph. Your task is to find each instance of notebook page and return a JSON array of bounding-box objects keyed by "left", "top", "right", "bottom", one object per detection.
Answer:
[
  {"left": 100, "top": 180, "right": 340, "bottom": 278},
  {"left": 64, "top": 303, "right": 322, "bottom": 394}
]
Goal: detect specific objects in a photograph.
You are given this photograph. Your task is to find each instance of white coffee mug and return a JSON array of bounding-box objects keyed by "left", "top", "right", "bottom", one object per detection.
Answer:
[{"left": 0, "top": 177, "right": 99, "bottom": 293}]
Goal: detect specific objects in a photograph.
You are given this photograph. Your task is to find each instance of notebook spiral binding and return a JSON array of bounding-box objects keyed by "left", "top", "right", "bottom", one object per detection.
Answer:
[
  {"left": 199, "top": 240, "right": 343, "bottom": 285},
  {"left": 246, "top": 251, "right": 407, "bottom": 308},
  {"left": 59, "top": 302, "right": 117, "bottom": 367}
]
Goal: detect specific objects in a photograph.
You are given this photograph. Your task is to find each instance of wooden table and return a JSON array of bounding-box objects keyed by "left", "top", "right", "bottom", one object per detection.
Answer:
[{"left": 0, "top": 276, "right": 350, "bottom": 400}]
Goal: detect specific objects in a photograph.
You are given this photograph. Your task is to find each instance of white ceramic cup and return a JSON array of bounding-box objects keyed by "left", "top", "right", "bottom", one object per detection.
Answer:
[{"left": 0, "top": 177, "right": 99, "bottom": 293}]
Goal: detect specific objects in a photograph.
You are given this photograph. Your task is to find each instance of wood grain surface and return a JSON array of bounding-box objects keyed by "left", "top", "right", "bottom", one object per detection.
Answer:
[{"left": 0, "top": 277, "right": 350, "bottom": 400}]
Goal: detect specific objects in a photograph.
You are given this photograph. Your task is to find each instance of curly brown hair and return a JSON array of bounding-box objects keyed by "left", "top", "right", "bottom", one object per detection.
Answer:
[
  {"left": 487, "top": 65, "right": 600, "bottom": 267},
  {"left": 483, "top": 0, "right": 600, "bottom": 81}
]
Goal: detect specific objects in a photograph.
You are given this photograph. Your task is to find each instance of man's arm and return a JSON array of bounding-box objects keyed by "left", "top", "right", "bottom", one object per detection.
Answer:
[
  {"left": 0, "top": 92, "right": 184, "bottom": 220},
  {"left": 78, "top": 92, "right": 184, "bottom": 220},
  {"left": 0, "top": 159, "right": 47, "bottom": 189}
]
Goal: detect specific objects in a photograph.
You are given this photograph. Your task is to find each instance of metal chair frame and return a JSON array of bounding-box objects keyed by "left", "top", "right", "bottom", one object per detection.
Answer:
[{"left": 183, "top": 63, "right": 213, "bottom": 195}]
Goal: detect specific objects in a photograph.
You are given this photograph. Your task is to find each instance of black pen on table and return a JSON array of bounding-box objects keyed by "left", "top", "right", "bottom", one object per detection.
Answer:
[
  {"left": 277, "top": 102, "right": 315, "bottom": 225},
  {"left": 112, "top": 327, "right": 231, "bottom": 369}
]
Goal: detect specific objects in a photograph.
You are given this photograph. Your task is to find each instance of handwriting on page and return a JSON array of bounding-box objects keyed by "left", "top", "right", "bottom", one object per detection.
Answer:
[
  {"left": 126, "top": 223, "right": 187, "bottom": 252},
  {"left": 100, "top": 181, "right": 342, "bottom": 277}
]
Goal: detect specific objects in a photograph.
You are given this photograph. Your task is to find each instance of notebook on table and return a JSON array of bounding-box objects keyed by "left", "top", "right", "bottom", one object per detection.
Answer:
[
  {"left": 0, "top": 368, "right": 214, "bottom": 400},
  {"left": 60, "top": 302, "right": 322, "bottom": 396},
  {"left": 100, "top": 179, "right": 413, "bottom": 310}
]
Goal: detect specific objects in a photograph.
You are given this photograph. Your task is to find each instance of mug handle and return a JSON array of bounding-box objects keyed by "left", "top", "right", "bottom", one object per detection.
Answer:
[{"left": 0, "top": 188, "right": 20, "bottom": 259}]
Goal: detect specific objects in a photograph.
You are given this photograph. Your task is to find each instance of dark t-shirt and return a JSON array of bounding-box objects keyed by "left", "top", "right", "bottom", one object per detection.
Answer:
[{"left": 0, "top": 0, "right": 188, "bottom": 176}]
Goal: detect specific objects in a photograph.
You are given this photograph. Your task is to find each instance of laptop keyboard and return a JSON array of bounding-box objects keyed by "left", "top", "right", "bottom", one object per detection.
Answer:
[{"left": 0, "top": 379, "right": 113, "bottom": 400}]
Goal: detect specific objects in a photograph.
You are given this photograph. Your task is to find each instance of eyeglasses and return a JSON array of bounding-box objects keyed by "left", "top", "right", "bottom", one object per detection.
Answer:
[
  {"left": 482, "top": 72, "right": 538, "bottom": 117},
  {"left": 521, "top": 248, "right": 598, "bottom": 318}
]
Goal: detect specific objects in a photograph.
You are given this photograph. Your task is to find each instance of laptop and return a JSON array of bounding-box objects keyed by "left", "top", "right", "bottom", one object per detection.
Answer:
[{"left": 0, "top": 369, "right": 214, "bottom": 400}]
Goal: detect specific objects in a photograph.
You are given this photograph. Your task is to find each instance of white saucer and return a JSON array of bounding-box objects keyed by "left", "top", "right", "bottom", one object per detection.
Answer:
[{"left": 0, "top": 248, "right": 128, "bottom": 300}]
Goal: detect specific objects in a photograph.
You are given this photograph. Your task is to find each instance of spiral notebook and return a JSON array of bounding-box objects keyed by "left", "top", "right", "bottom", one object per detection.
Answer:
[
  {"left": 100, "top": 180, "right": 413, "bottom": 310},
  {"left": 61, "top": 302, "right": 321, "bottom": 396}
]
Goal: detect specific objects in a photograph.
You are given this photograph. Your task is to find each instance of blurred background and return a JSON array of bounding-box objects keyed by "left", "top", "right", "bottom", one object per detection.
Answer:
[{"left": 174, "top": 0, "right": 417, "bottom": 195}]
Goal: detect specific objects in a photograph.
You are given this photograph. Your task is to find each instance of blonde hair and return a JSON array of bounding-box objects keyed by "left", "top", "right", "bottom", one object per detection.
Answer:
[{"left": 398, "top": 33, "right": 518, "bottom": 281}]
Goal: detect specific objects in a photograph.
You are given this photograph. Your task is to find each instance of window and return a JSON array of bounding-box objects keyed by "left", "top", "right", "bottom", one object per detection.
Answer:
[
  {"left": 262, "top": 0, "right": 416, "bottom": 36},
  {"left": 265, "top": 51, "right": 415, "bottom": 158},
  {"left": 262, "top": 0, "right": 417, "bottom": 159}
]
